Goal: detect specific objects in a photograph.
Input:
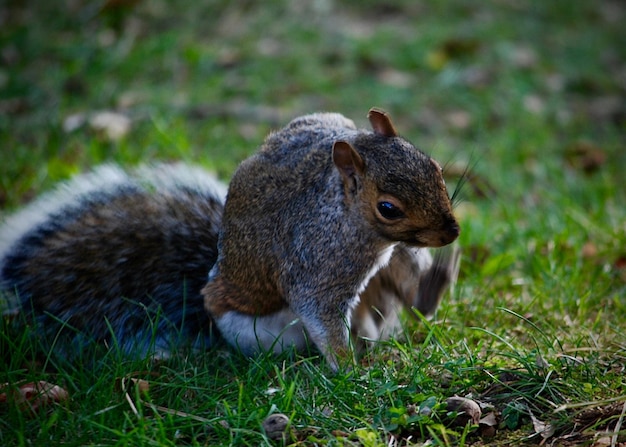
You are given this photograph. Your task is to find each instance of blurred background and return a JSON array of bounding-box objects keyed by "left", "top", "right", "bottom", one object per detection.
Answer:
[{"left": 1, "top": 0, "right": 623, "bottom": 191}]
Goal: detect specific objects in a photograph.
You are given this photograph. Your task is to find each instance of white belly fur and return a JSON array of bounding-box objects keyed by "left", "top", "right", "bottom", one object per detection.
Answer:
[
  {"left": 215, "top": 244, "right": 398, "bottom": 358},
  {"left": 216, "top": 308, "right": 308, "bottom": 356}
]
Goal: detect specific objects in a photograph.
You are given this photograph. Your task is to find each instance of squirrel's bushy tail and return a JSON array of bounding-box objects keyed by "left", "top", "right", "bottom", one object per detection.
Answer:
[{"left": 0, "top": 163, "right": 227, "bottom": 358}]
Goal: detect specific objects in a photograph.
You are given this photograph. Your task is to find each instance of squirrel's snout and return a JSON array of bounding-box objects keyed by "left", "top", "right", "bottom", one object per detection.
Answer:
[
  {"left": 415, "top": 219, "right": 460, "bottom": 247},
  {"left": 439, "top": 219, "right": 460, "bottom": 246}
]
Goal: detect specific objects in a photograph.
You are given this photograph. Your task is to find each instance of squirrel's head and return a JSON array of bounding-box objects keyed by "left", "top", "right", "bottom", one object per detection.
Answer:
[{"left": 332, "top": 108, "right": 460, "bottom": 248}]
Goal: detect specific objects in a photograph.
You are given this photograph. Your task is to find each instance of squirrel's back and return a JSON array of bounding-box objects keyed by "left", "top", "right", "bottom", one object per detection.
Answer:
[{"left": 0, "top": 163, "right": 226, "bottom": 356}]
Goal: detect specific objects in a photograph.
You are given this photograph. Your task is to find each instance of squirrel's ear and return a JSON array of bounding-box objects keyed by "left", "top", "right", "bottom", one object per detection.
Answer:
[
  {"left": 368, "top": 108, "right": 397, "bottom": 137},
  {"left": 332, "top": 141, "right": 364, "bottom": 179}
]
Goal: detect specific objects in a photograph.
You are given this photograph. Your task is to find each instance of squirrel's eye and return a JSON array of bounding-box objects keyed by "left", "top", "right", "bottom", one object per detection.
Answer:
[{"left": 377, "top": 201, "right": 405, "bottom": 220}]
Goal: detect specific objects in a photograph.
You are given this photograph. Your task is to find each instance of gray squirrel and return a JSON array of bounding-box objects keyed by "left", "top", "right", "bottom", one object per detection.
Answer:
[
  {"left": 203, "top": 108, "right": 459, "bottom": 369},
  {"left": 0, "top": 108, "right": 459, "bottom": 367}
]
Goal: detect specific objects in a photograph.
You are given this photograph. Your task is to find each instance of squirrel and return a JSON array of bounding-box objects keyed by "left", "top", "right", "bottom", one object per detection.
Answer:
[
  {"left": 0, "top": 108, "right": 460, "bottom": 368},
  {"left": 203, "top": 108, "right": 459, "bottom": 370}
]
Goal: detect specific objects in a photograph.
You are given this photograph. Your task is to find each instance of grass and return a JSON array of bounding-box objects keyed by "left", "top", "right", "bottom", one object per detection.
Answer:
[{"left": 1, "top": 0, "right": 625, "bottom": 445}]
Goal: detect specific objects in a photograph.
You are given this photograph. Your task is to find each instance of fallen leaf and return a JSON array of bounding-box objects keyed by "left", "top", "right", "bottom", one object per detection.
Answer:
[
  {"left": 529, "top": 409, "right": 555, "bottom": 443},
  {"left": 116, "top": 372, "right": 157, "bottom": 395},
  {"left": 331, "top": 429, "right": 350, "bottom": 438},
  {"left": 511, "top": 46, "right": 538, "bottom": 68},
  {"left": 445, "top": 110, "right": 472, "bottom": 130},
  {"left": 587, "top": 95, "right": 625, "bottom": 123},
  {"left": 614, "top": 255, "right": 626, "bottom": 270},
  {"left": 592, "top": 432, "right": 612, "bottom": 446},
  {"left": 564, "top": 141, "right": 607, "bottom": 174},
  {"left": 0, "top": 381, "right": 69, "bottom": 413},
  {"left": 132, "top": 378, "right": 150, "bottom": 394},
  {"left": 63, "top": 113, "right": 87, "bottom": 133},
  {"left": 523, "top": 94, "right": 545, "bottom": 114},
  {"left": 479, "top": 412, "right": 498, "bottom": 426},
  {"left": 441, "top": 38, "right": 481, "bottom": 59},
  {"left": 378, "top": 68, "right": 413, "bottom": 88},
  {"left": 445, "top": 396, "right": 481, "bottom": 427},
  {"left": 582, "top": 241, "right": 599, "bottom": 259},
  {"left": 89, "top": 110, "right": 131, "bottom": 141},
  {"left": 479, "top": 412, "right": 498, "bottom": 438}
]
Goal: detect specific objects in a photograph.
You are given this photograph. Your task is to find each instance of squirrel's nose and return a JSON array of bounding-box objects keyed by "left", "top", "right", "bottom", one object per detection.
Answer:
[{"left": 440, "top": 219, "right": 460, "bottom": 245}]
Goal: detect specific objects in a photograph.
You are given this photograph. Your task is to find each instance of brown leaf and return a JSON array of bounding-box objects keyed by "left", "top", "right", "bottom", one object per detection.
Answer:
[
  {"left": 511, "top": 46, "right": 538, "bottom": 68},
  {"left": 582, "top": 241, "right": 599, "bottom": 259},
  {"left": 0, "top": 381, "right": 69, "bottom": 413},
  {"left": 132, "top": 378, "right": 150, "bottom": 394},
  {"left": 564, "top": 141, "right": 607, "bottom": 174},
  {"left": 529, "top": 410, "right": 555, "bottom": 442},
  {"left": 479, "top": 412, "right": 498, "bottom": 427},
  {"left": 479, "top": 412, "right": 498, "bottom": 438},
  {"left": 331, "top": 430, "right": 350, "bottom": 438},
  {"left": 592, "top": 432, "right": 613, "bottom": 446},
  {"left": 523, "top": 94, "right": 545, "bottom": 114},
  {"left": 441, "top": 38, "right": 480, "bottom": 59},
  {"left": 116, "top": 373, "right": 155, "bottom": 396},
  {"left": 615, "top": 255, "right": 626, "bottom": 282},
  {"left": 445, "top": 396, "right": 481, "bottom": 427},
  {"left": 89, "top": 111, "right": 131, "bottom": 141},
  {"left": 378, "top": 68, "right": 413, "bottom": 88},
  {"left": 445, "top": 110, "right": 472, "bottom": 130}
]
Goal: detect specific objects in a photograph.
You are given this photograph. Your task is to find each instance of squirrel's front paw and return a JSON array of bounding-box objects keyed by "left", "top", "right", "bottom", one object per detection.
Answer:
[{"left": 318, "top": 344, "right": 356, "bottom": 373}]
